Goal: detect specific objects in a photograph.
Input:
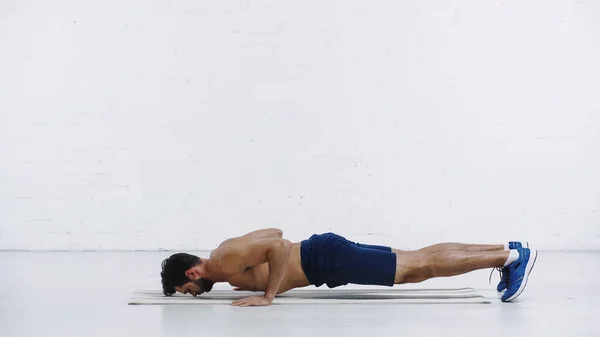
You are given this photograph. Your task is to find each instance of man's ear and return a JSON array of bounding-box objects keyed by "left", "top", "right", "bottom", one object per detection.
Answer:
[{"left": 185, "top": 268, "right": 200, "bottom": 280}]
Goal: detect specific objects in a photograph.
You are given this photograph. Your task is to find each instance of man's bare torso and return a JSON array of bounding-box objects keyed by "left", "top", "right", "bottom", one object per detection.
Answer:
[{"left": 213, "top": 242, "right": 310, "bottom": 294}]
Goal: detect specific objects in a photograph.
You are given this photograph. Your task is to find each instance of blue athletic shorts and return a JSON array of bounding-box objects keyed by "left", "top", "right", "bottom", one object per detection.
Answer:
[{"left": 300, "top": 232, "right": 397, "bottom": 288}]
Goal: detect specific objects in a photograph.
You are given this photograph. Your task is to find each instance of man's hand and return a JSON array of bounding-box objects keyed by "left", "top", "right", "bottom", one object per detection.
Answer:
[{"left": 231, "top": 296, "right": 272, "bottom": 307}]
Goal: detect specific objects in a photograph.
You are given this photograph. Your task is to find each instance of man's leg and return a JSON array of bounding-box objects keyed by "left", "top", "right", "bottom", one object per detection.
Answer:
[
  {"left": 389, "top": 247, "right": 537, "bottom": 302},
  {"left": 391, "top": 243, "right": 504, "bottom": 255},
  {"left": 339, "top": 236, "right": 536, "bottom": 302},
  {"left": 416, "top": 243, "right": 504, "bottom": 254},
  {"left": 393, "top": 250, "right": 510, "bottom": 284}
]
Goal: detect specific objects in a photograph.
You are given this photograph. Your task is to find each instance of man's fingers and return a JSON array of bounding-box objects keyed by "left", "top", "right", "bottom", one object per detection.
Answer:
[
  {"left": 234, "top": 300, "right": 253, "bottom": 306},
  {"left": 231, "top": 296, "right": 269, "bottom": 307},
  {"left": 232, "top": 299, "right": 245, "bottom": 306}
]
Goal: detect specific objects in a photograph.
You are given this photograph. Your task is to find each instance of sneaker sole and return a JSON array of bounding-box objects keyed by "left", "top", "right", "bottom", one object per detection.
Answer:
[{"left": 505, "top": 249, "right": 538, "bottom": 301}]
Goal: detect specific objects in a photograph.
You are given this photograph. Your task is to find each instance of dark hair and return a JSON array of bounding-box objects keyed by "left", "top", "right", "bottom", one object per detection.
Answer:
[{"left": 160, "top": 253, "right": 201, "bottom": 296}]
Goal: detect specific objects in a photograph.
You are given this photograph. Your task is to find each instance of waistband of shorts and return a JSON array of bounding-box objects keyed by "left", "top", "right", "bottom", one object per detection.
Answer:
[{"left": 300, "top": 239, "right": 317, "bottom": 285}]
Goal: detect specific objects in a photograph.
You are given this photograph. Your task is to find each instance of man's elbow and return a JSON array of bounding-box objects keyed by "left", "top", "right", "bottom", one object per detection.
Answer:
[
  {"left": 260, "top": 228, "right": 283, "bottom": 239},
  {"left": 272, "top": 239, "right": 292, "bottom": 256},
  {"left": 266, "top": 228, "right": 283, "bottom": 238}
]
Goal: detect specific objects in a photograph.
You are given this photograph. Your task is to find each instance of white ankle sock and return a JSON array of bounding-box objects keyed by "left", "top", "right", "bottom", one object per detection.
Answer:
[{"left": 504, "top": 250, "right": 519, "bottom": 266}]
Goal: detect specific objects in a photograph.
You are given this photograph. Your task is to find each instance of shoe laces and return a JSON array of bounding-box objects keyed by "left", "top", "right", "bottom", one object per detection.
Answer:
[{"left": 489, "top": 267, "right": 509, "bottom": 286}]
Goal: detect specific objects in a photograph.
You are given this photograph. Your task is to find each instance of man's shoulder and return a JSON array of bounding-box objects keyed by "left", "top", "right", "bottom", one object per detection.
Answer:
[{"left": 217, "top": 238, "right": 236, "bottom": 248}]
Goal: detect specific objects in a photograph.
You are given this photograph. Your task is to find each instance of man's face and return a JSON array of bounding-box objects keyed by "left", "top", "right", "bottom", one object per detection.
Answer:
[
  {"left": 176, "top": 281, "right": 202, "bottom": 296},
  {"left": 175, "top": 278, "right": 214, "bottom": 297}
]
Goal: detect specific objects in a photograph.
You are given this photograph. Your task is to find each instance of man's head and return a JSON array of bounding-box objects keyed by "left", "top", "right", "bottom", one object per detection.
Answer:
[{"left": 160, "top": 253, "right": 214, "bottom": 296}]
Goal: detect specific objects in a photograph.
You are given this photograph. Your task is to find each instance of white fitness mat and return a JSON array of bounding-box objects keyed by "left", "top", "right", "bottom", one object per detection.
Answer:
[{"left": 128, "top": 288, "right": 491, "bottom": 305}]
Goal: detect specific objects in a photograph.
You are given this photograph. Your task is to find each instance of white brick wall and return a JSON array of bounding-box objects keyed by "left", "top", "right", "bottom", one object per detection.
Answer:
[{"left": 1, "top": 0, "right": 599, "bottom": 250}]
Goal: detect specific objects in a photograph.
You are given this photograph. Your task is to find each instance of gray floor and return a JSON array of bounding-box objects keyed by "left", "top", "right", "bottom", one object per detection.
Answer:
[{"left": 1, "top": 251, "right": 599, "bottom": 337}]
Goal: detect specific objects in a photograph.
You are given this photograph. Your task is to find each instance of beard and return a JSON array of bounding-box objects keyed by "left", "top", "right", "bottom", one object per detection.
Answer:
[{"left": 193, "top": 277, "right": 214, "bottom": 294}]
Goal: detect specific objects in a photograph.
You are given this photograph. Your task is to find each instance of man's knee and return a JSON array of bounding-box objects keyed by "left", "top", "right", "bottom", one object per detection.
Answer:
[{"left": 394, "top": 253, "right": 433, "bottom": 284}]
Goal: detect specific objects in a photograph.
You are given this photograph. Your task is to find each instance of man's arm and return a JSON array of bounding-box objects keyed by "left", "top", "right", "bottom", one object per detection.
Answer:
[
  {"left": 217, "top": 228, "right": 283, "bottom": 249},
  {"left": 217, "top": 238, "right": 292, "bottom": 306}
]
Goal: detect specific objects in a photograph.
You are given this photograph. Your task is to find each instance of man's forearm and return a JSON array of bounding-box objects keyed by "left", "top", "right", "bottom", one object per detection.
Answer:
[{"left": 263, "top": 239, "right": 291, "bottom": 301}]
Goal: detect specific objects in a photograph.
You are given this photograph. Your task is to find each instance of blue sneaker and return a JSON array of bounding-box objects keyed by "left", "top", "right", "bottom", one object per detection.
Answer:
[
  {"left": 509, "top": 241, "right": 529, "bottom": 250},
  {"left": 493, "top": 242, "right": 529, "bottom": 292},
  {"left": 501, "top": 247, "right": 538, "bottom": 302},
  {"left": 493, "top": 267, "right": 509, "bottom": 292}
]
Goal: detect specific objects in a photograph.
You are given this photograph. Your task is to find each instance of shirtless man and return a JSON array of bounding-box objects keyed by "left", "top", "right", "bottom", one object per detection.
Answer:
[{"left": 160, "top": 229, "right": 537, "bottom": 306}]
